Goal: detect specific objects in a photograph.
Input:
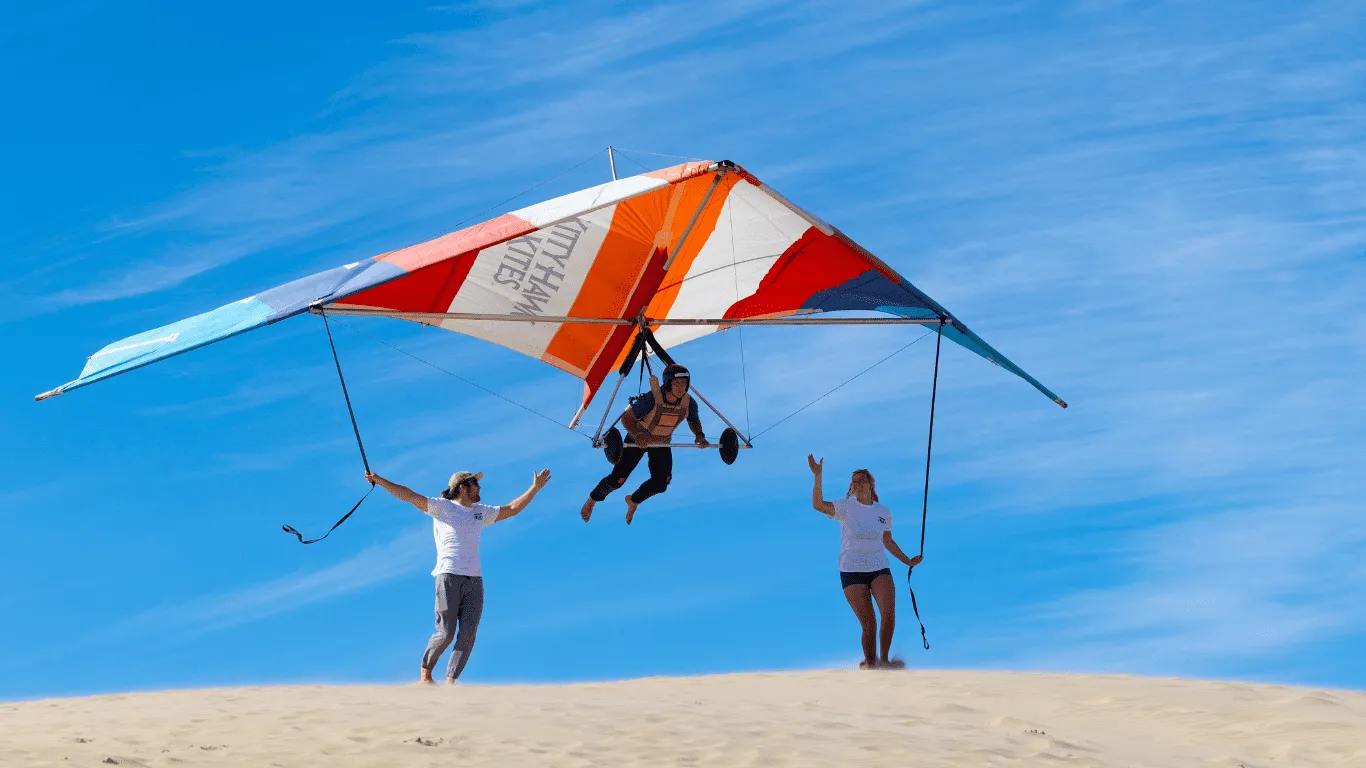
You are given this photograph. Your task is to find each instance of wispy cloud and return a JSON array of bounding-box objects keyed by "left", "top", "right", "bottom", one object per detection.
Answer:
[
  {"left": 137, "top": 367, "right": 328, "bottom": 419},
  {"left": 0, "top": 484, "right": 62, "bottom": 521},
  {"left": 103, "top": 527, "right": 431, "bottom": 641},
  {"left": 1011, "top": 500, "right": 1366, "bottom": 676},
  {"left": 10, "top": 0, "right": 945, "bottom": 319}
]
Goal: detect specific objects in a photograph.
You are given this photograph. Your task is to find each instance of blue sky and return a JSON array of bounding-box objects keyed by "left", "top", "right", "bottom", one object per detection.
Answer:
[{"left": 3, "top": 0, "right": 1363, "bottom": 701}]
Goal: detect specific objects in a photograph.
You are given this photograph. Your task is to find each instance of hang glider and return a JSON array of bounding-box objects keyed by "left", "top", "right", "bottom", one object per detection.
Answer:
[{"left": 36, "top": 159, "right": 1067, "bottom": 416}]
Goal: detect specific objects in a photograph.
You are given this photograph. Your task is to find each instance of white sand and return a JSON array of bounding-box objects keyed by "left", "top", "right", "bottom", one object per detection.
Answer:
[{"left": 2, "top": 670, "right": 1362, "bottom": 767}]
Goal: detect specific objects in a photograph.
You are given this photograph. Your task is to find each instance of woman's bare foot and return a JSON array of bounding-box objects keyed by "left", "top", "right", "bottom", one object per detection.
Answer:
[
  {"left": 858, "top": 659, "right": 877, "bottom": 670},
  {"left": 880, "top": 658, "right": 906, "bottom": 670},
  {"left": 580, "top": 498, "right": 595, "bottom": 522},
  {"left": 624, "top": 495, "right": 639, "bottom": 525}
]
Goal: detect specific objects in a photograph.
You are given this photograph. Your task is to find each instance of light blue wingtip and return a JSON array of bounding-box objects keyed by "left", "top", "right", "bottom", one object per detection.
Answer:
[{"left": 879, "top": 304, "right": 1065, "bottom": 407}]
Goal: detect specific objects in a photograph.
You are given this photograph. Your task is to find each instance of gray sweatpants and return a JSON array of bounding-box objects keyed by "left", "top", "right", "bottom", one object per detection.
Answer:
[{"left": 422, "top": 573, "right": 484, "bottom": 680}]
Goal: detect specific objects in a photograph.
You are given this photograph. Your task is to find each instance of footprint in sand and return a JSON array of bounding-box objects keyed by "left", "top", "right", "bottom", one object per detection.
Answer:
[
  {"left": 1047, "top": 736, "right": 1096, "bottom": 754},
  {"left": 1285, "top": 693, "right": 1342, "bottom": 708},
  {"left": 990, "top": 716, "right": 1047, "bottom": 731},
  {"left": 969, "top": 747, "right": 1023, "bottom": 760}
]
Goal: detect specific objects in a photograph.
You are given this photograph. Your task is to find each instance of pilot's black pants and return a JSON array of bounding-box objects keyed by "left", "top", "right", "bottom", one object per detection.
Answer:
[{"left": 590, "top": 446, "right": 672, "bottom": 503}]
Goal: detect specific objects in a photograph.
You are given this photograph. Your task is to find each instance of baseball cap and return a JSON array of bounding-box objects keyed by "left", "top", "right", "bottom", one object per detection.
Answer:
[{"left": 446, "top": 470, "right": 483, "bottom": 493}]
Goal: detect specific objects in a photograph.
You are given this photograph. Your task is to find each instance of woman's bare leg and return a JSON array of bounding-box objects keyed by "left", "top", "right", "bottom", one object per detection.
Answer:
[
  {"left": 870, "top": 573, "right": 900, "bottom": 666},
  {"left": 843, "top": 584, "right": 878, "bottom": 667}
]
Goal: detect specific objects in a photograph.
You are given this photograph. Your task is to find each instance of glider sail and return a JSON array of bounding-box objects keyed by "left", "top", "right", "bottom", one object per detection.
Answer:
[{"left": 37, "top": 160, "right": 1066, "bottom": 412}]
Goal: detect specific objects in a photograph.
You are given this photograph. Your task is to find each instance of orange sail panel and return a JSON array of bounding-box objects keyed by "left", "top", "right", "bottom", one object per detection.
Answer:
[{"left": 39, "top": 160, "right": 1067, "bottom": 410}]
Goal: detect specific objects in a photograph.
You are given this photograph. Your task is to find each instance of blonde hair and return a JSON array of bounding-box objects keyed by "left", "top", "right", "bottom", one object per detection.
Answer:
[{"left": 846, "top": 469, "right": 878, "bottom": 502}]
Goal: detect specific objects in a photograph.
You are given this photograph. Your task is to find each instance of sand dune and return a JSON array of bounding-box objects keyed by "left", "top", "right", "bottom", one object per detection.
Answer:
[{"left": 2, "top": 670, "right": 1362, "bottom": 767}]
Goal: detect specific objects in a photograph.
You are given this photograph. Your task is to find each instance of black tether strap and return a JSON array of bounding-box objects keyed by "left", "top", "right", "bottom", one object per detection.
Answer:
[
  {"left": 637, "top": 326, "right": 676, "bottom": 366},
  {"left": 628, "top": 327, "right": 664, "bottom": 404},
  {"left": 907, "top": 319, "right": 945, "bottom": 650},
  {"left": 636, "top": 340, "right": 647, "bottom": 396},
  {"left": 282, "top": 484, "right": 375, "bottom": 545},
  {"left": 281, "top": 310, "right": 376, "bottom": 544}
]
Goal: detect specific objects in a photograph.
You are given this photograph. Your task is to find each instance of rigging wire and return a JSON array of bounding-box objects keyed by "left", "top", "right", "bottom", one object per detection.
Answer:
[
  {"left": 611, "top": 147, "right": 706, "bottom": 163},
  {"left": 614, "top": 151, "right": 655, "bottom": 173},
  {"left": 750, "top": 328, "right": 935, "bottom": 440},
  {"left": 443, "top": 148, "right": 612, "bottom": 235},
  {"left": 726, "top": 195, "right": 753, "bottom": 438},
  {"left": 330, "top": 316, "right": 592, "bottom": 438}
]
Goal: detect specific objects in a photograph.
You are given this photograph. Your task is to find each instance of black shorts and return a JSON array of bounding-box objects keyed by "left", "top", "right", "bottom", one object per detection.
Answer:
[{"left": 840, "top": 567, "right": 892, "bottom": 589}]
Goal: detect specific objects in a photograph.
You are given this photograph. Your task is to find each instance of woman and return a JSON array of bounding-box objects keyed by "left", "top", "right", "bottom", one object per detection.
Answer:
[{"left": 808, "top": 454, "right": 923, "bottom": 669}]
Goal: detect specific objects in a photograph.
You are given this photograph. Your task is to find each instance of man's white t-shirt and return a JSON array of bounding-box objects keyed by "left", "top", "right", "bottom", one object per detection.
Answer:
[
  {"left": 427, "top": 497, "right": 499, "bottom": 577},
  {"left": 831, "top": 497, "right": 892, "bottom": 573}
]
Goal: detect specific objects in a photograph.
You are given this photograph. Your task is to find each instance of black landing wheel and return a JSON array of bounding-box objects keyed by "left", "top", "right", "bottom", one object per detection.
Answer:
[
  {"left": 603, "top": 426, "right": 624, "bottom": 464},
  {"left": 719, "top": 428, "right": 740, "bottom": 465}
]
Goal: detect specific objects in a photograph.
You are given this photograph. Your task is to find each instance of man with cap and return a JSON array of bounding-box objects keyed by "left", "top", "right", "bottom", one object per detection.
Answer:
[
  {"left": 366, "top": 465, "right": 551, "bottom": 684},
  {"left": 581, "top": 363, "right": 707, "bottom": 525}
]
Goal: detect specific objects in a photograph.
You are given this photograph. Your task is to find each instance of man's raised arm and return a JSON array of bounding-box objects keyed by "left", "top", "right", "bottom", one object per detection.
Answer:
[
  {"left": 366, "top": 471, "right": 430, "bottom": 514},
  {"left": 496, "top": 469, "right": 552, "bottom": 521}
]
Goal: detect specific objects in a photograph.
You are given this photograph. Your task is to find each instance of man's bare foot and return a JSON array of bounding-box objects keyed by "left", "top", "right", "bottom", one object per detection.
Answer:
[
  {"left": 624, "top": 495, "right": 638, "bottom": 525},
  {"left": 445, "top": 677, "right": 458, "bottom": 686},
  {"left": 419, "top": 668, "right": 435, "bottom": 684},
  {"left": 580, "top": 498, "right": 595, "bottom": 522}
]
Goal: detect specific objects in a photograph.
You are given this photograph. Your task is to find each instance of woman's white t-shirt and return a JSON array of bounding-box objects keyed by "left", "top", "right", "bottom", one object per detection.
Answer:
[{"left": 831, "top": 497, "right": 892, "bottom": 573}]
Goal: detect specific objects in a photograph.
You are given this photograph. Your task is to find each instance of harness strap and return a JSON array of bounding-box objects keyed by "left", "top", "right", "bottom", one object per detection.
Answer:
[
  {"left": 281, "top": 310, "right": 375, "bottom": 545},
  {"left": 921, "top": 320, "right": 942, "bottom": 555},
  {"left": 641, "top": 392, "right": 692, "bottom": 437},
  {"left": 636, "top": 341, "right": 648, "bottom": 398},
  {"left": 283, "top": 485, "right": 375, "bottom": 544},
  {"left": 907, "top": 572, "right": 930, "bottom": 650},
  {"left": 638, "top": 326, "right": 676, "bottom": 366}
]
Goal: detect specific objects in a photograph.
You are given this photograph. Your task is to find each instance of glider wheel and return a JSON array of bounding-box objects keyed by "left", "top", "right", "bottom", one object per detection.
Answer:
[
  {"left": 719, "top": 427, "right": 740, "bottom": 465},
  {"left": 603, "top": 427, "right": 624, "bottom": 465}
]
